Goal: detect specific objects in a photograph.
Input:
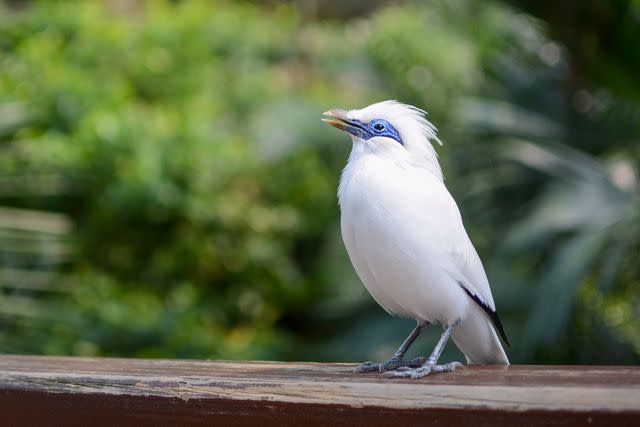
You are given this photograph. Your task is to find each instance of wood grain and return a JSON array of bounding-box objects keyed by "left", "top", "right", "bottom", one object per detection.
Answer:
[{"left": 0, "top": 355, "right": 638, "bottom": 426}]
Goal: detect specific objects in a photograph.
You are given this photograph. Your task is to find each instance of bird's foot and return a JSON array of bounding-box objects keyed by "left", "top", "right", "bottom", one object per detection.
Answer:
[
  {"left": 381, "top": 361, "right": 463, "bottom": 379},
  {"left": 355, "top": 356, "right": 426, "bottom": 373}
]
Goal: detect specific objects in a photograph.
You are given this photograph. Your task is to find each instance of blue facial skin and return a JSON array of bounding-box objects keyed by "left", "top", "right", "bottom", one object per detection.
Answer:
[{"left": 341, "top": 118, "right": 403, "bottom": 145}]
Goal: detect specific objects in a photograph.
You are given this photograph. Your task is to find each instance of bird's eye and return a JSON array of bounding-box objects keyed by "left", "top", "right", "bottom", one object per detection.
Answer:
[{"left": 373, "top": 122, "right": 385, "bottom": 131}]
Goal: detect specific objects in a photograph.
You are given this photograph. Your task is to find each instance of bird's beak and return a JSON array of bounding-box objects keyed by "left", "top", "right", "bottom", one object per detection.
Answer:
[
  {"left": 322, "top": 109, "right": 369, "bottom": 140},
  {"left": 321, "top": 109, "right": 351, "bottom": 132}
]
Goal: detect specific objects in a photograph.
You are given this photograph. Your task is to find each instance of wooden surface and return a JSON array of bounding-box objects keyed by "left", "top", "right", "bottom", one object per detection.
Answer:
[{"left": 0, "top": 355, "right": 638, "bottom": 426}]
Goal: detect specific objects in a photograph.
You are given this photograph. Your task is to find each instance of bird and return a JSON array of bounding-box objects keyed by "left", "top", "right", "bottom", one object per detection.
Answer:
[{"left": 322, "top": 100, "right": 509, "bottom": 379}]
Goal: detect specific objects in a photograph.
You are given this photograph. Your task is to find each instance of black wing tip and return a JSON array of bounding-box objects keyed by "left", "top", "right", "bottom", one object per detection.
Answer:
[
  {"left": 457, "top": 282, "right": 510, "bottom": 348},
  {"left": 491, "top": 311, "right": 510, "bottom": 348}
]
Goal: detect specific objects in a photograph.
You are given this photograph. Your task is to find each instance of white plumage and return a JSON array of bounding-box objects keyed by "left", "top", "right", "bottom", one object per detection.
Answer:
[{"left": 323, "top": 100, "right": 508, "bottom": 377}]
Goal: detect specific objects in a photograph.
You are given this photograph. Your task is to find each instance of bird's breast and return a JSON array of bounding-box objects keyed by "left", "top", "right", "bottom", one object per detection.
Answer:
[{"left": 338, "top": 157, "right": 469, "bottom": 323}]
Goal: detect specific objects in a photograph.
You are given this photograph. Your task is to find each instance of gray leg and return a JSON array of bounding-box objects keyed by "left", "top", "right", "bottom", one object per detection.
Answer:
[
  {"left": 356, "top": 321, "right": 428, "bottom": 373},
  {"left": 383, "top": 322, "right": 463, "bottom": 379}
]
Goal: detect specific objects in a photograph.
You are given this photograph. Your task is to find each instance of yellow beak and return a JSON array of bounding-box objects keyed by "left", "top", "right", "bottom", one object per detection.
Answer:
[{"left": 321, "top": 109, "right": 350, "bottom": 131}]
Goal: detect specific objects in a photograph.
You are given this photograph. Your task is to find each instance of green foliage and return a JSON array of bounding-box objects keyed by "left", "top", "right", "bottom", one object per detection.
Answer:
[
  {"left": 0, "top": 0, "right": 341, "bottom": 359},
  {"left": 0, "top": 0, "right": 637, "bottom": 364}
]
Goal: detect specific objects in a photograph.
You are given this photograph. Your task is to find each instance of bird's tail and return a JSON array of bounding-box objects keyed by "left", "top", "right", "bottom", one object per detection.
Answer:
[{"left": 451, "top": 303, "right": 509, "bottom": 365}]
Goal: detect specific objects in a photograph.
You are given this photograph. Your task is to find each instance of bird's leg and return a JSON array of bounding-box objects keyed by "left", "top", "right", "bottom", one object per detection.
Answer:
[
  {"left": 383, "top": 322, "right": 463, "bottom": 379},
  {"left": 356, "top": 322, "right": 428, "bottom": 373}
]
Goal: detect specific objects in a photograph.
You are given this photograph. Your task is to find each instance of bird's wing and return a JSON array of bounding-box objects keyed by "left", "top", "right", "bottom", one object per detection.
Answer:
[
  {"left": 452, "top": 236, "right": 496, "bottom": 311},
  {"left": 412, "top": 172, "right": 510, "bottom": 347},
  {"left": 412, "top": 175, "right": 497, "bottom": 314},
  {"left": 403, "top": 172, "right": 496, "bottom": 312},
  {"left": 444, "top": 199, "right": 510, "bottom": 346}
]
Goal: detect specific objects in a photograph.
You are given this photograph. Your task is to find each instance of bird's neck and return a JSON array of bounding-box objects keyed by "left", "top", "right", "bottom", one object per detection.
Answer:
[
  {"left": 338, "top": 147, "right": 444, "bottom": 207},
  {"left": 344, "top": 140, "right": 444, "bottom": 181},
  {"left": 413, "top": 144, "right": 444, "bottom": 182}
]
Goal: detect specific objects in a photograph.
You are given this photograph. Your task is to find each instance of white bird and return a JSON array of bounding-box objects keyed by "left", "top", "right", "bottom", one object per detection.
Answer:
[{"left": 322, "top": 100, "right": 509, "bottom": 379}]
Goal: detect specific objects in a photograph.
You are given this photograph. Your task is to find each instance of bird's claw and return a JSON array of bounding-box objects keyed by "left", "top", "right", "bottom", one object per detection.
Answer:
[
  {"left": 381, "top": 361, "right": 463, "bottom": 379},
  {"left": 382, "top": 366, "right": 431, "bottom": 379},
  {"left": 355, "top": 361, "right": 379, "bottom": 373},
  {"left": 432, "top": 361, "right": 464, "bottom": 373},
  {"left": 355, "top": 356, "right": 426, "bottom": 373},
  {"left": 379, "top": 356, "right": 425, "bottom": 372}
]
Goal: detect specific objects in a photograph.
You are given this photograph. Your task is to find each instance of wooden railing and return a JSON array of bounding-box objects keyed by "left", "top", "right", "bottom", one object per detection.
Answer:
[{"left": 0, "top": 355, "right": 638, "bottom": 426}]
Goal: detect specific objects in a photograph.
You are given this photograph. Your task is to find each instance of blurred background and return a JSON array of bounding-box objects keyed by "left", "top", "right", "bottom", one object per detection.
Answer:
[{"left": 0, "top": 0, "right": 638, "bottom": 365}]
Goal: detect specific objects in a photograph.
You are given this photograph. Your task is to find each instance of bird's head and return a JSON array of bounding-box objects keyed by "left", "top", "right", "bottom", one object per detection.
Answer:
[{"left": 322, "top": 100, "right": 442, "bottom": 176}]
